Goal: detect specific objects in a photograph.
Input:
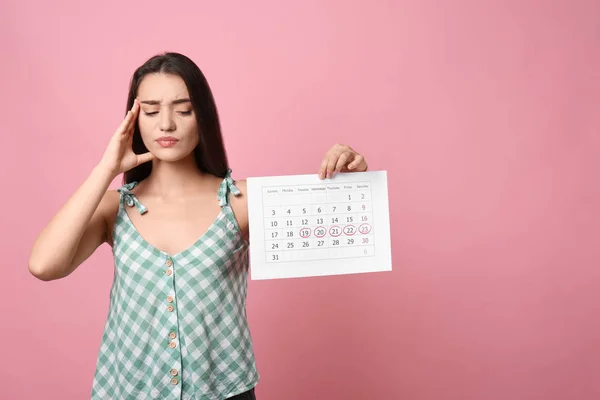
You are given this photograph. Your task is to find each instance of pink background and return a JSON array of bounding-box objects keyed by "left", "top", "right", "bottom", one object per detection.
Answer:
[{"left": 2, "top": 1, "right": 599, "bottom": 399}]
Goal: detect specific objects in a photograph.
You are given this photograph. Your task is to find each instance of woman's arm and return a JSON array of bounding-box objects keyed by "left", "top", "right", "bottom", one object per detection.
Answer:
[
  {"left": 28, "top": 166, "right": 117, "bottom": 281},
  {"left": 29, "top": 99, "right": 152, "bottom": 281}
]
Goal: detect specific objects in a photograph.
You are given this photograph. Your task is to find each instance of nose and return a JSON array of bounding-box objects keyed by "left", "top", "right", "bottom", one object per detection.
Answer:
[{"left": 159, "top": 111, "right": 176, "bottom": 132}]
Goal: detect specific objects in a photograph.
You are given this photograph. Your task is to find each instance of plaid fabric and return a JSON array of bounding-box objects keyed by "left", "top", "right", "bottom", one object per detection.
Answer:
[{"left": 91, "top": 171, "right": 259, "bottom": 399}]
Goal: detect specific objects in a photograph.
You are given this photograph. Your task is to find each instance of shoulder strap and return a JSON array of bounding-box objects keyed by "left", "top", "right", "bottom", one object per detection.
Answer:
[
  {"left": 116, "top": 181, "right": 148, "bottom": 214},
  {"left": 217, "top": 169, "right": 241, "bottom": 206}
]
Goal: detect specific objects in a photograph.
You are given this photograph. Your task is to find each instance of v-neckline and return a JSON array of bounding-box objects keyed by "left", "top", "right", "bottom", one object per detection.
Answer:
[{"left": 120, "top": 204, "right": 226, "bottom": 260}]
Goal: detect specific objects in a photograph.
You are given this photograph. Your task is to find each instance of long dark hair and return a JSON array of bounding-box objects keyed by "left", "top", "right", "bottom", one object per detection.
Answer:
[{"left": 123, "top": 52, "right": 229, "bottom": 184}]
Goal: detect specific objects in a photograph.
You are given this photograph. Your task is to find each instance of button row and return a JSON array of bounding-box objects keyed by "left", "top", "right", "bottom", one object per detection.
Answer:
[{"left": 165, "top": 258, "right": 179, "bottom": 387}]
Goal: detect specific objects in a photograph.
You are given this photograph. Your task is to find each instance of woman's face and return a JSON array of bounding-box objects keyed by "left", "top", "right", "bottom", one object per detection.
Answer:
[{"left": 136, "top": 73, "right": 199, "bottom": 161}]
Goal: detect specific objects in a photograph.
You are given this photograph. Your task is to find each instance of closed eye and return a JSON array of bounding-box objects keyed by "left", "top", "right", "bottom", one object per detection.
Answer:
[{"left": 142, "top": 111, "right": 192, "bottom": 116}]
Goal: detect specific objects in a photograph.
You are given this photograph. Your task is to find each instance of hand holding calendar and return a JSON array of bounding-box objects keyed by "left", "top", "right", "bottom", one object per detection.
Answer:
[
  {"left": 247, "top": 171, "right": 392, "bottom": 280},
  {"left": 317, "top": 143, "right": 369, "bottom": 179}
]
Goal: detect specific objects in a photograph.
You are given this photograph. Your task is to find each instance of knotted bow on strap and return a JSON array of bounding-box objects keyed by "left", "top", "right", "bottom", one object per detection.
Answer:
[
  {"left": 218, "top": 169, "right": 241, "bottom": 206},
  {"left": 117, "top": 182, "right": 148, "bottom": 215}
]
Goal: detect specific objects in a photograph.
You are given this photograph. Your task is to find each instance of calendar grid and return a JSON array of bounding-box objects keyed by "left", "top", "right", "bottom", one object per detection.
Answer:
[{"left": 261, "top": 181, "right": 375, "bottom": 263}]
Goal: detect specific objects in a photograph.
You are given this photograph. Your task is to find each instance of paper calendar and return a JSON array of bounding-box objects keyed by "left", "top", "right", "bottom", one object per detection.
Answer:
[{"left": 247, "top": 171, "right": 392, "bottom": 280}]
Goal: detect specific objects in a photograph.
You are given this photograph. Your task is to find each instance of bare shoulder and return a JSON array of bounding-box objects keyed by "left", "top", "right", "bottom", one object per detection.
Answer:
[
  {"left": 233, "top": 179, "right": 247, "bottom": 195},
  {"left": 229, "top": 179, "right": 249, "bottom": 241},
  {"left": 230, "top": 178, "right": 248, "bottom": 215}
]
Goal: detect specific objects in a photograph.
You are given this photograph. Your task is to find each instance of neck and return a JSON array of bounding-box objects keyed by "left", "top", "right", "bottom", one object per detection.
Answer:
[{"left": 142, "top": 155, "right": 208, "bottom": 198}]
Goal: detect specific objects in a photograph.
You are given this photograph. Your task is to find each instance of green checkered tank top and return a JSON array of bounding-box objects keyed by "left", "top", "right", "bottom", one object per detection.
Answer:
[{"left": 91, "top": 170, "right": 259, "bottom": 399}]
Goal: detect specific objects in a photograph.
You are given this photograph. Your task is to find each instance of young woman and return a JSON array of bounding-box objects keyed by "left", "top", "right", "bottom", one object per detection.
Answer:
[{"left": 29, "top": 52, "right": 368, "bottom": 400}]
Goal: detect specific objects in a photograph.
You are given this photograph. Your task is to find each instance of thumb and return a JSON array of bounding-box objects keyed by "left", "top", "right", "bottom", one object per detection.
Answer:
[{"left": 136, "top": 151, "right": 155, "bottom": 165}]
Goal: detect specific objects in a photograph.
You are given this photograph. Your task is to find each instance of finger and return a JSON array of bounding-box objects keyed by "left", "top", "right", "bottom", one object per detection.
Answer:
[
  {"left": 326, "top": 155, "right": 338, "bottom": 179},
  {"left": 124, "top": 100, "right": 140, "bottom": 135},
  {"left": 136, "top": 151, "right": 155, "bottom": 165},
  {"left": 334, "top": 151, "right": 352, "bottom": 173},
  {"left": 318, "top": 157, "right": 329, "bottom": 180},
  {"left": 125, "top": 115, "right": 137, "bottom": 137},
  {"left": 132, "top": 98, "right": 140, "bottom": 119},
  {"left": 124, "top": 128, "right": 134, "bottom": 147},
  {"left": 348, "top": 154, "right": 366, "bottom": 170},
  {"left": 116, "top": 111, "right": 133, "bottom": 136}
]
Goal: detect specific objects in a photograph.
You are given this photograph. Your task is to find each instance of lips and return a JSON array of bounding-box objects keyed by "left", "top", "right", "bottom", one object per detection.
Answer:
[
  {"left": 156, "top": 137, "right": 179, "bottom": 147},
  {"left": 156, "top": 136, "right": 179, "bottom": 142}
]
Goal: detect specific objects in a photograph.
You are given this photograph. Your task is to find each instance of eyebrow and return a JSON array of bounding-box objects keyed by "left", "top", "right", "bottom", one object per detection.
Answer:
[{"left": 139, "top": 98, "right": 191, "bottom": 105}]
